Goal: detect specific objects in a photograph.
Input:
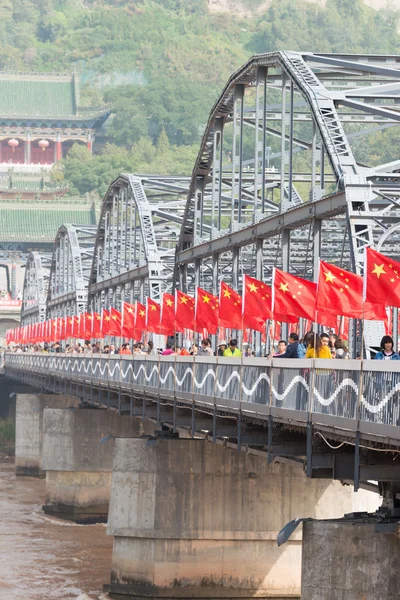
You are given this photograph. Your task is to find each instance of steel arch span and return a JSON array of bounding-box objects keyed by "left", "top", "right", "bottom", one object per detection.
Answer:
[
  {"left": 88, "top": 174, "right": 190, "bottom": 313},
  {"left": 21, "top": 252, "right": 52, "bottom": 326},
  {"left": 46, "top": 224, "right": 97, "bottom": 319},
  {"left": 176, "top": 51, "right": 400, "bottom": 350}
]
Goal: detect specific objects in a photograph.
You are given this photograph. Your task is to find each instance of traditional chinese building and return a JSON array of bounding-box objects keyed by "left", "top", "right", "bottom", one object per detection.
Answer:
[
  {"left": 0, "top": 71, "right": 107, "bottom": 305},
  {"left": 0, "top": 71, "right": 111, "bottom": 166}
]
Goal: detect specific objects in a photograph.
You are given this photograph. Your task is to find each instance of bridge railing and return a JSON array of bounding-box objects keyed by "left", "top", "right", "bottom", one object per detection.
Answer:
[{"left": 5, "top": 353, "right": 400, "bottom": 438}]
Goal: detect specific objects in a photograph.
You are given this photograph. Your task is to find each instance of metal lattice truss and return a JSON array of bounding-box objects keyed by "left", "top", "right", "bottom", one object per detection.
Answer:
[
  {"left": 88, "top": 174, "right": 190, "bottom": 312},
  {"left": 46, "top": 224, "right": 97, "bottom": 319},
  {"left": 175, "top": 52, "right": 400, "bottom": 349},
  {"left": 18, "top": 52, "right": 400, "bottom": 352},
  {"left": 21, "top": 252, "right": 52, "bottom": 325},
  {"left": 176, "top": 52, "right": 400, "bottom": 294}
]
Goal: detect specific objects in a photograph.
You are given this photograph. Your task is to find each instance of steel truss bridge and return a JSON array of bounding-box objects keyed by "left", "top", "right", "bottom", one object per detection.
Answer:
[
  {"left": 9, "top": 52, "right": 400, "bottom": 502},
  {"left": 5, "top": 52, "right": 400, "bottom": 506},
  {"left": 18, "top": 51, "right": 400, "bottom": 351},
  {"left": 6, "top": 352, "right": 400, "bottom": 505}
]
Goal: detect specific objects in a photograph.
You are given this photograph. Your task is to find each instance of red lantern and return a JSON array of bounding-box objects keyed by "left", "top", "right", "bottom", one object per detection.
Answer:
[
  {"left": 8, "top": 139, "right": 19, "bottom": 153},
  {"left": 38, "top": 139, "right": 49, "bottom": 152}
]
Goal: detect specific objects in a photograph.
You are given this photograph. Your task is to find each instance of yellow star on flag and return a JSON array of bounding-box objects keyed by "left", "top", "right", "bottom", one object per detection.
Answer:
[
  {"left": 223, "top": 289, "right": 231, "bottom": 299},
  {"left": 249, "top": 283, "right": 258, "bottom": 293},
  {"left": 180, "top": 296, "right": 188, "bottom": 304},
  {"left": 325, "top": 271, "right": 336, "bottom": 284},
  {"left": 139, "top": 310, "right": 145, "bottom": 317},
  {"left": 150, "top": 304, "right": 157, "bottom": 311},
  {"left": 202, "top": 294, "right": 210, "bottom": 304},
  {"left": 165, "top": 298, "right": 173, "bottom": 307},
  {"left": 372, "top": 263, "right": 386, "bottom": 278},
  {"left": 279, "top": 282, "right": 289, "bottom": 293}
]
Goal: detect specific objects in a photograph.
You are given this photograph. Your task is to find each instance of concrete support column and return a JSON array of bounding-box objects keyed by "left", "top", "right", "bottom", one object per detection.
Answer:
[
  {"left": 106, "top": 438, "right": 368, "bottom": 599},
  {"left": 301, "top": 517, "right": 400, "bottom": 600},
  {"left": 15, "top": 394, "right": 79, "bottom": 478},
  {"left": 25, "top": 134, "right": 31, "bottom": 163},
  {"left": 42, "top": 408, "right": 145, "bottom": 523},
  {"left": 56, "top": 136, "right": 62, "bottom": 162},
  {"left": 87, "top": 133, "right": 93, "bottom": 153}
]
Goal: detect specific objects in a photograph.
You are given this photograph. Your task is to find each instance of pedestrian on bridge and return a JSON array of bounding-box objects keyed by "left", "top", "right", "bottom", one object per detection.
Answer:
[
  {"left": 374, "top": 336, "right": 400, "bottom": 361},
  {"left": 198, "top": 339, "right": 213, "bottom": 356},
  {"left": 223, "top": 339, "right": 242, "bottom": 357},
  {"left": 306, "top": 334, "right": 332, "bottom": 359},
  {"left": 278, "top": 333, "right": 300, "bottom": 359},
  {"left": 216, "top": 340, "right": 227, "bottom": 356}
]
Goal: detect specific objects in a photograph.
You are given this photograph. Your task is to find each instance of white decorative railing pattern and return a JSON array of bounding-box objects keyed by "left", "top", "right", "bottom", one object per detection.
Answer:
[{"left": 5, "top": 353, "right": 400, "bottom": 434}]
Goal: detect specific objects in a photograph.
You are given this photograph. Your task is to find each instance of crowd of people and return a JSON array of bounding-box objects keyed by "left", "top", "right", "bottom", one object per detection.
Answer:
[
  {"left": 269, "top": 332, "right": 350, "bottom": 359},
  {"left": 9, "top": 331, "right": 399, "bottom": 361},
  {"left": 10, "top": 338, "right": 251, "bottom": 357}
]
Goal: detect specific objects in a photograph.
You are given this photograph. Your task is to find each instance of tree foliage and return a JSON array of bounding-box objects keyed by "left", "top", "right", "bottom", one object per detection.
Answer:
[{"left": 0, "top": 0, "right": 397, "bottom": 194}]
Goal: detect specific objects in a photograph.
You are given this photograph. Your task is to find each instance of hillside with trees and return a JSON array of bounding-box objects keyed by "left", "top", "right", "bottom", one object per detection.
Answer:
[{"left": 1, "top": 0, "right": 399, "bottom": 195}]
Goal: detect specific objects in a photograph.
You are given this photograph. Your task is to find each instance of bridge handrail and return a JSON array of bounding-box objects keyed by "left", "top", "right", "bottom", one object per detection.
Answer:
[{"left": 4, "top": 352, "right": 400, "bottom": 441}]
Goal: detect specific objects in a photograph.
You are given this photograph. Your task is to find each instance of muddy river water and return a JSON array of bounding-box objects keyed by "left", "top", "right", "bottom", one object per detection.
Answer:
[{"left": 0, "top": 460, "right": 113, "bottom": 600}]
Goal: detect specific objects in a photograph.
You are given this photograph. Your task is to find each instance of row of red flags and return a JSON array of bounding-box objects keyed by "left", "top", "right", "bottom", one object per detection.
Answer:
[{"left": 6, "top": 247, "right": 398, "bottom": 344}]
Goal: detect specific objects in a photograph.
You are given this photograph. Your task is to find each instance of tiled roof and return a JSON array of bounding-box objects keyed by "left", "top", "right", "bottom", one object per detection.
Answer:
[
  {"left": 0, "top": 205, "right": 96, "bottom": 242},
  {"left": 0, "top": 73, "right": 76, "bottom": 118}
]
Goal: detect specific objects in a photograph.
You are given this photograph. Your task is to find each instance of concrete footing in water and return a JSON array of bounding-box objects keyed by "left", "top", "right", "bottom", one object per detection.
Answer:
[
  {"left": 301, "top": 516, "right": 400, "bottom": 600},
  {"left": 15, "top": 393, "right": 79, "bottom": 478},
  {"left": 42, "top": 407, "right": 148, "bottom": 523},
  {"left": 105, "top": 437, "right": 376, "bottom": 599}
]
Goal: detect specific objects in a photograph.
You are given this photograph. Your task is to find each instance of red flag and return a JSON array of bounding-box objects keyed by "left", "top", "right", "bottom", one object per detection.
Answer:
[
  {"left": 243, "top": 275, "right": 272, "bottom": 332},
  {"left": 85, "top": 313, "right": 94, "bottom": 339},
  {"left": 55, "top": 318, "right": 62, "bottom": 341},
  {"left": 219, "top": 281, "right": 242, "bottom": 329},
  {"left": 92, "top": 312, "right": 102, "bottom": 338},
  {"left": 102, "top": 309, "right": 111, "bottom": 336},
  {"left": 72, "top": 315, "right": 80, "bottom": 338},
  {"left": 175, "top": 290, "right": 195, "bottom": 331},
  {"left": 146, "top": 298, "right": 161, "bottom": 334},
  {"left": 134, "top": 302, "right": 146, "bottom": 340},
  {"left": 161, "top": 293, "right": 177, "bottom": 334},
  {"left": 122, "top": 302, "right": 135, "bottom": 338},
  {"left": 78, "top": 314, "right": 85, "bottom": 339},
  {"left": 50, "top": 319, "right": 57, "bottom": 342},
  {"left": 338, "top": 316, "right": 349, "bottom": 341},
  {"left": 59, "top": 317, "right": 66, "bottom": 341},
  {"left": 273, "top": 268, "right": 316, "bottom": 322},
  {"left": 195, "top": 287, "right": 219, "bottom": 334},
  {"left": 109, "top": 308, "right": 122, "bottom": 337},
  {"left": 365, "top": 247, "right": 400, "bottom": 308},
  {"left": 317, "top": 260, "right": 386, "bottom": 320},
  {"left": 66, "top": 316, "right": 74, "bottom": 338}
]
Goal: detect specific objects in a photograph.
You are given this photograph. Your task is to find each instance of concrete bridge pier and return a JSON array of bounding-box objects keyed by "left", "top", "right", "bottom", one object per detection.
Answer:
[
  {"left": 105, "top": 437, "right": 370, "bottom": 600},
  {"left": 15, "top": 393, "right": 79, "bottom": 478},
  {"left": 301, "top": 517, "right": 400, "bottom": 600},
  {"left": 42, "top": 407, "right": 150, "bottom": 524}
]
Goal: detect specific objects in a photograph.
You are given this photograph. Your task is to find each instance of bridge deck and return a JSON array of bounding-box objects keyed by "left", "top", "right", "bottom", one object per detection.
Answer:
[{"left": 5, "top": 353, "right": 400, "bottom": 450}]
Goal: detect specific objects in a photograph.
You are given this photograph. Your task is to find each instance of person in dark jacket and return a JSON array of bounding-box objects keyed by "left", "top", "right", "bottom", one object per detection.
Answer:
[
  {"left": 279, "top": 333, "right": 300, "bottom": 359},
  {"left": 374, "top": 336, "right": 400, "bottom": 360}
]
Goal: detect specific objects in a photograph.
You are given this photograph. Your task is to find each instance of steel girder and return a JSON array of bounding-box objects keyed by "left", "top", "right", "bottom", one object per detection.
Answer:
[
  {"left": 21, "top": 252, "right": 51, "bottom": 326},
  {"left": 46, "top": 224, "right": 97, "bottom": 319},
  {"left": 87, "top": 174, "right": 189, "bottom": 312},
  {"left": 175, "top": 51, "right": 400, "bottom": 348}
]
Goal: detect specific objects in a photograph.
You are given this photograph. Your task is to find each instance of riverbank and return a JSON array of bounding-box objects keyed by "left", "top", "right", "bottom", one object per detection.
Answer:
[{"left": 0, "top": 417, "right": 14, "bottom": 456}]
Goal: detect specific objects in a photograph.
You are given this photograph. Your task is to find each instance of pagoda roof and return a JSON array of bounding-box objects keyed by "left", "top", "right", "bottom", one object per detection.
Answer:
[
  {"left": 0, "top": 201, "right": 96, "bottom": 242},
  {"left": 0, "top": 72, "right": 111, "bottom": 124}
]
